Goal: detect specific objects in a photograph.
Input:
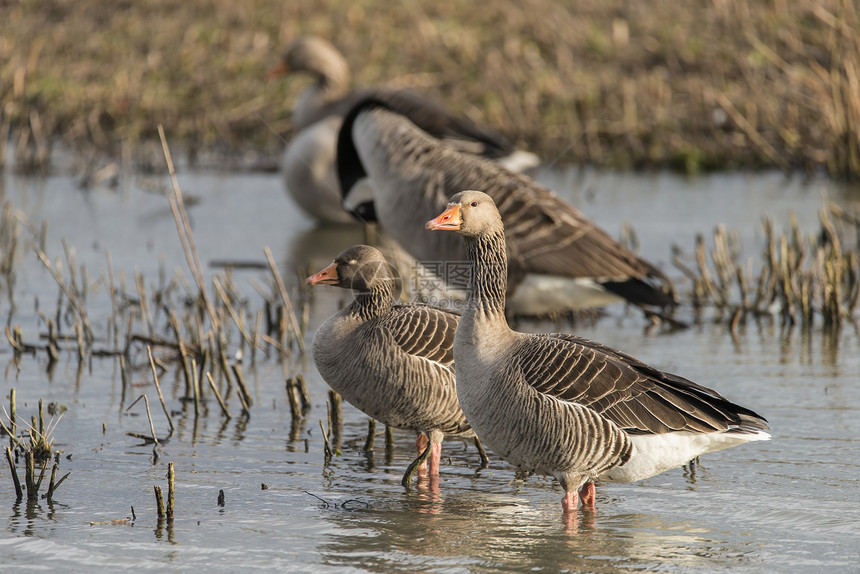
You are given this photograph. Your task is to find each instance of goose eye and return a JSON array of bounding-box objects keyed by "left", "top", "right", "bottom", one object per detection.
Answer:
[
  {"left": 470, "top": 201, "right": 478, "bottom": 207},
  {"left": 348, "top": 259, "right": 358, "bottom": 265}
]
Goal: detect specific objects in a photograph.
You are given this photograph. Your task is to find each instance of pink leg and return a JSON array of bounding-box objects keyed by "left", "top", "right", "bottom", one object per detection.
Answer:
[
  {"left": 561, "top": 491, "right": 579, "bottom": 513},
  {"left": 427, "top": 442, "right": 442, "bottom": 476},
  {"left": 578, "top": 481, "right": 596, "bottom": 509},
  {"left": 415, "top": 434, "right": 430, "bottom": 477}
]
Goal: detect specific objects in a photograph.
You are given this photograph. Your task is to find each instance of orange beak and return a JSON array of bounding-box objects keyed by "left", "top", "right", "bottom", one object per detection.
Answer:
[
  {"left": 306, "top": 262, "right": 339, "bottom": 285},
  {"left": 266, "top": 60, "right": 289, "bottom": 79},
  {"left": 425, "top": 204, "right": 462, "bottom": 231}
]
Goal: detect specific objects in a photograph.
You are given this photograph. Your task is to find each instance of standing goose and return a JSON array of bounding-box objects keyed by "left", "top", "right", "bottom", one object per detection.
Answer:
[
  {"left": 337, "top": 99, "right": 676, "bottom": 315},
  {"left": 307, "top": 244, "right": 485, "bottom": 484},
  {"left": 269, "top": 36, "right": 539, "bottom": 224},
  {"left": 425, "top": 191, "right": 770, "bottom": 512}
]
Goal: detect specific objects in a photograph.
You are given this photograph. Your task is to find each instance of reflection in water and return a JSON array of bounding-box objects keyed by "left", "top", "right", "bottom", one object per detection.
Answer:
[
  {"left": 313, "top": 487, "right": 754, "bottom": 573},
  {"left": 7, "top": 499, "right": 53, "bottom": 538}
]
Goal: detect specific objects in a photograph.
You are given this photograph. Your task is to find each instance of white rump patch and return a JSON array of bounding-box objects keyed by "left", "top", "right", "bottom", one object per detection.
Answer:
[{"left": 600, "top": 430, "right": 771, "bottom": 483}]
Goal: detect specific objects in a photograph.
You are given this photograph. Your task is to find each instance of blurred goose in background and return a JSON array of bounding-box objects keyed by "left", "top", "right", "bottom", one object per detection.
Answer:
[
  {"left": 269, "top": 35, "right": 539, "bottom": 224},
  {"left": 307, "top": 244, "right": 486, "bottom": 485},
  {"left": 337, "top": 98, "right": 676, "bottom": 316},
  {"left": 426, "top": 191, "right": 770, "bottom": 513}
]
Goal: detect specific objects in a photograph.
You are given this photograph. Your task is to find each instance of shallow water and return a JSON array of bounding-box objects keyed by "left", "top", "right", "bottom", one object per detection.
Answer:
[{"left": 1, "top": 166, "right": 859, "bottom": 573}]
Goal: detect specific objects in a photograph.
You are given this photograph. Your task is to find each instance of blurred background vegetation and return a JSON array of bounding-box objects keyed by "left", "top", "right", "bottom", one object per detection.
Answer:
[{"left": 1, "top": 0, "right": 858, "bottom": 178}]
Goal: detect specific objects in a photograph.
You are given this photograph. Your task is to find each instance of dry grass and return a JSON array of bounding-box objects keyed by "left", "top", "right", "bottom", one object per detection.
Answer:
[{"left": 1, "top": 0, "right": 859, "bottom": 176}]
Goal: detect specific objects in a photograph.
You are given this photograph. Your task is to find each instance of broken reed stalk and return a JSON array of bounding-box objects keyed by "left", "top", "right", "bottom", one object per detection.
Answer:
[
  {"left": 51, "top": 467, "right": 72, "bottom": 496},
  {"left": 166, "top": 462, "right": 175, "bottom": 522},
  {"left": 385, "top": 425, "right": 395, "bottom": 451},
  {"left": 327, "top": 390, "right": 342, "bottom": 451},
  {"left": 295, "top": 374, "right": 311, "bottom": 413},
  {"left": 5, "top": 446, "right": 22, "bottom": 499},
  {"left": 218, "top": 345, "right": 235, "bottom": 390},
  {"left": 177, "top": 339, "right": 193, "bottom": 400},
  {"left": 75, "top": 318, "right": 86, "bottom": 362},
  {"left": 206, "top": 372, "right": 231, "bottom": 419},
  {"left": 9, "top": 388, "right": 16, "bottom": 441},
  {"left": 231, "top": 363, "right": 253, "bottom": 413},
  {"left": 33, "top": 457, "right": 48, "bottom": 498},
  {"left": 126, "top": 394, "right": 159, "bottom": 445},
  {"left": 23, "top": 451, "right": 34, "bottom": 498},
  {"left": 695, "top": 233, "right": 724, "bottom": 308},
  {"left": 197, "top": 346, "right": 210, "bottom": 391},
  {"left": 104, "top": 250, "right": 119, "bottom": 350},
  {"left": 154, "top": 485, "right": 165, "bottom": 519},
  {"left": 119, "top": 354, "right": 130, "bottom": 409},
  {"left": 252, "top": 311, "right": 263, "bottom": 364},
  {"left": 24, "top": 450, "right": 46, "bottom": 501},
  {"left": 157, "top": 125, "right": 220, "bottom": 334},
  {"left": 143, "top": 395, "right": 159, "bottom": 446},
  {"left": 285, "top": 378, "right": 302, "bottom": 420},
  {"left": 264, "top": 247, "right": 305, "bottom": 353},
  {"left": 147, "top": 346, "right": 174, "bottom": 431},
  {"left": 135, "top": 270, "right": 153, "bottom": 337},
  {"left": 286, "top": 375, "right": 311, "bottom": 420},
  {"left": 191, "top": 358, "right": 200, "bottom": 418},
  {"left": 47, "top": 465, "right": 69, "bottom": 499},
  {"left": 318, "top": 419, "right": 332, "bottom": 461},
  {"left": 46, "top": 320, "right": 59, "bottom": 363}
]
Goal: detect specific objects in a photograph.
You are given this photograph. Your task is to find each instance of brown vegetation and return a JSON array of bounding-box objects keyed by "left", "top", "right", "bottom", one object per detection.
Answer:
[{"left": 1, "top": 0, "right": 859, "bottom": 177}]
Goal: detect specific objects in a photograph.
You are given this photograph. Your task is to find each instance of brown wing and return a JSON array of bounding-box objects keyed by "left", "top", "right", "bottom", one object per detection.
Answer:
[
  {"left": 383, "top": 304, "right": 460, "bottom": 367},
  {"left": 516, "top": 332, "right": 769, "bottom": 435},
  {"left": 461, "top": 165, "right": 668, "bottom": 283}
]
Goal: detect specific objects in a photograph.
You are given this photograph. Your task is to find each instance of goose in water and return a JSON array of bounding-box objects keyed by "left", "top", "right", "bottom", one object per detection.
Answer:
[
  {"left": 269, "top": 36, "right": 539, "bottom": 224},
  {"left": 425, "top": 190, "right": 770, "bottom": 513},
  {"left": 337, "top": 98, "right": 676, "bottom": 315},
  {"left": 307, "top": 244, "right": 485, "bottom": 484}
]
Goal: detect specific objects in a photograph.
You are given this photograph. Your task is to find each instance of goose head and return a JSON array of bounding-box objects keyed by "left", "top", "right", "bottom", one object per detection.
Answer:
[
  {"left": 306, "top": 245, "right": 398, "bottom": 293},
  {"left": 268, "top": 35, "right": 349, "bottom": 85},
  {"left": 425, "top": 190, "right": 504, "bottom": 237}
]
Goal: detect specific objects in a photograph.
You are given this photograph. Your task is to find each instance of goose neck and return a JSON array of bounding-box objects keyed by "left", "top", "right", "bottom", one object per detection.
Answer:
[
  {"left": 293, "top": 69, "right": 349, "bottom": 127},
  {"left": 350, "top": 282, "right": 394, "bottom": 320},
  {"left": 463, "top": 230, "right": 508, "bottom": 317}
]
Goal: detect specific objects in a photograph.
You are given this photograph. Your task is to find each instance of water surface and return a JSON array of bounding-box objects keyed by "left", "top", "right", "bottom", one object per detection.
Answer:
[{"left": 1, "top": 166, "right": 859, "bottom": 573}]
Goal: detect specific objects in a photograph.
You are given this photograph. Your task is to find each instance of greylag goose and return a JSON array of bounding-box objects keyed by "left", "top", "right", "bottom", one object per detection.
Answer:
[
  {"left": 337, "top": 98, "right": 676, "bottom": 315},
  {"left": 269, "top": 36, "right": 539, "bottom": 224},
  {"left": 425, "top": 190, "right": 770, "bottom": 513},
  {"left": 307, "top": 244, "right": 484, "bottom": 484}
]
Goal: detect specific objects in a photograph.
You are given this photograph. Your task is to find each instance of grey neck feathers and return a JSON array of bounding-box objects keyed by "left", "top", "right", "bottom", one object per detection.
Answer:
[
  {"left": 350, "top": 280, "right": 395, "bottom": 320},
  {"left": 464, "top": 229, "right": 508, "bottom": 316}
]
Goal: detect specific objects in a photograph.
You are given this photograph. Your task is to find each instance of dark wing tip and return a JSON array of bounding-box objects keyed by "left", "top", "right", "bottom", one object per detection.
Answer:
[{"left": 600, "top": 276, "right": 678, "bottom": 309}]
